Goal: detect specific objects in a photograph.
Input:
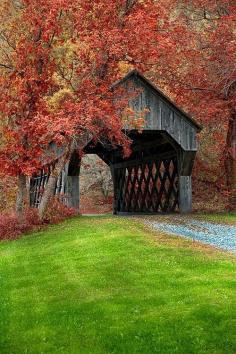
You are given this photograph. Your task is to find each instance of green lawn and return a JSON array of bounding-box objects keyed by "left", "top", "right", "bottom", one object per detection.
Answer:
[
  {"left": 194, "top": 212, "right": 236, "bottom": 225},
  {"left": 0, "top": 216, "right": 235, "bottom": 354}
]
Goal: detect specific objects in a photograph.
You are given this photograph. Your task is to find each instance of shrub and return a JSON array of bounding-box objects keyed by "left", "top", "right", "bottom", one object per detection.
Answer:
[
  {"left": 0, "top": 199, "right": 77, "bottom": 241},
  {"left": 0, "top": 208, "right": 41, "bottom": 240},
  {"left": 43, "top": 198, "right": 77, "bottom": 224}
]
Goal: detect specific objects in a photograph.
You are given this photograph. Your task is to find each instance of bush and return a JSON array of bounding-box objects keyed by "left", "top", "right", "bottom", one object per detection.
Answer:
[
  {"left": 43, "top": 198, "right": 77, "bottom": 224},
  {"left": 0, "top": 199, "right": 77, "bottom": 241},
  {"left": 0, "top": 208, "right": 41, "bottom": 240}
]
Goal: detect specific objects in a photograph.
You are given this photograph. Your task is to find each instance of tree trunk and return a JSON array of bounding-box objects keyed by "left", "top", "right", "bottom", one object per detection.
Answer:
[
  {"left": 224, "top": 112, "right": 236, "bottom": 209},
  {"left": 16, "top": 173, "right": 27, "bottom": 219},
  {"left": 38, "top": 135, "right": 90, "bottom": 220},
  {"left": 38, "top": 154, "right": 68, "bottom": 221}
]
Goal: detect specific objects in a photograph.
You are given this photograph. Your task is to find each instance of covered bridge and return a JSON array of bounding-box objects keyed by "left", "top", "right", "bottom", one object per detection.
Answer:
[{"left": 30, "top": 70, "right": 202, "bottom": 214}]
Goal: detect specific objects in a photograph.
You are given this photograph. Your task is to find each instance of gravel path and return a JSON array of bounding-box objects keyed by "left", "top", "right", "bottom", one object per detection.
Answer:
[{"left": 145, "top": 219, "right": 236, "bottom": 251}]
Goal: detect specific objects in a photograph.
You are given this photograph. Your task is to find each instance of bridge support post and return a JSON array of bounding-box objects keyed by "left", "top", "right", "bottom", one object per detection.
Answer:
[
  {"left": 110, "top": 165, "right": 119, "bottom": 215},
  {"left": 177, "top": 150, "right": 196, "bottom": 214},
  {"left": 179, "top": 175, "right": 192, "bottom": 213},
  {"left": 68, "top": 176, "right": 80, "bottom": 210}
]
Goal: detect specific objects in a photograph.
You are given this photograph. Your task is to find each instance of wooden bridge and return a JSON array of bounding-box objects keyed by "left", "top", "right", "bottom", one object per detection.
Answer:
[{"left": 30, "top": 70, "right": 202, "bottom": 214}]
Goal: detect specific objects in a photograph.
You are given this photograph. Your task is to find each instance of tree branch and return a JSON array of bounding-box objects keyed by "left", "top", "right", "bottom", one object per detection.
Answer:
[
  {"left": 0, "top": 63, "right": 13, "bottom": 70},
  {"left": 48, "top": 10, "right": 63, "bottom": 48},
  {"left": 224, "top": 79, "right": 236, "bottom": 99},
  {"left": 0, "top": 31, "right": 16, "bottom": 50},
  {"left": 184, "top": 85, "right": 216, "bottom": 93}
]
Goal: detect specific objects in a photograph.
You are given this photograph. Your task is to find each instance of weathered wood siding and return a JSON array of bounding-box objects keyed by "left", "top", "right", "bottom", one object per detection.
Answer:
[
  {"left": 127, "top": 76, "right": 197, "bottom": 151},
  {"left": 179, "top": 176, "right": 192, "bottom": 213}
]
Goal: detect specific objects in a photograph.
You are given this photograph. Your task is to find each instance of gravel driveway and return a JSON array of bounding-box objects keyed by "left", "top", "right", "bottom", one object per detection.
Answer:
[{"left": 145, "top": 219, "right": 236, "bottom": 251}]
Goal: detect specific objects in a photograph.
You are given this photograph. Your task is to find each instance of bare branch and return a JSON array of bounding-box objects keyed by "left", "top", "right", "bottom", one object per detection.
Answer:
[
  {"left": 224, "top": 79, "right": 236, "bottom": 99},
  {"left": 0, "top": 31, "right": 16, "bottom": 51},
  {"left": 48, "top": 10, "right": 63, "bottom": 48},
  {"left": 184, "top": 85, "right": 216, "bottom": 93},
  {"left": 0, "top": 63, "right": 13, "bottom": 70},
  {"left": 58, "top": 64, "right": 77, "bottom": 91}
]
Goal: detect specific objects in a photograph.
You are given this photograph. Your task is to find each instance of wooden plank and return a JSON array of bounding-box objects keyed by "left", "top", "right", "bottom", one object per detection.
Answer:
[
  {"left": 126, "top": 76, "right": 198, "bottom": 151},
  {"left": 189, "top": 126, "right": 197, "bottom": 150},
  {"left": 179, "top": 176, "right": 192, "bottom": 213},
  {"left": 178, "top": 150, "right": 196, "bottom": 176},
  {"left": 132, "top": 74, "right": 202, "bottom": 131},
  {"left": 149, "top": 92, "right": 161, "bottom": 129},
  {"left": 110, "top": 165, "right": 118, "bottom": 214},
  {"left": 67, "top": 176, "right": 80, "bottom": 209}
]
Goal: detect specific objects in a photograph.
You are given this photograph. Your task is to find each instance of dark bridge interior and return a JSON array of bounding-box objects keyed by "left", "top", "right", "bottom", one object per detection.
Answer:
[{"left": 82, "top": 131, "right": 179, "bottom": 213}]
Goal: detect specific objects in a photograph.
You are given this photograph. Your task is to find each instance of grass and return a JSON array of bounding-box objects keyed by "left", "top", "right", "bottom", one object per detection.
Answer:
[
  {"left": 138, "top": 211, "right": 236, "bottom": 226},
  {"left": 194, "top": 212, "right": 236, "bottom": 224},
  {"left": 0, "top": 215, "right": 235, "bottom": 354}
]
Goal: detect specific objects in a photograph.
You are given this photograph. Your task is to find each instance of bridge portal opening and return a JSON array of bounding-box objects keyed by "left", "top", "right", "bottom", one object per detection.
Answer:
[{"left": 79, "top": 154, "right": 113, "bottom": 214}]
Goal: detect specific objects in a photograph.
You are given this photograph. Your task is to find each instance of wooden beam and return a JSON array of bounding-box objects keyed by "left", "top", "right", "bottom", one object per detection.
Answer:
[
  {"left": 67, "top": 176, "right": 80, "bottom": 209},
  {"left": 179, "top": 176, "right": 192, "bottom": 213},
  {"left": 112, "top": 150, "right": 176, "bottom": 169},
  {"left": 178, "top": 150, "right": 196, "bottom": 176},
  {"left": 131, "top": 138, "right": 168, "bottom": 152}
]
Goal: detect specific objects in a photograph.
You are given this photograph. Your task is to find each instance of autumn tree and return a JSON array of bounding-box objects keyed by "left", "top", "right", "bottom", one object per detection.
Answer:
[
  {"left": 0, "top": 0, "right": 68, "bottom": 217},
  {"left": 176, "top": 1, "right": 236, "bottom": 208},
  {"left": 141, "top": 0, "right": 236, "bottom": 209}
]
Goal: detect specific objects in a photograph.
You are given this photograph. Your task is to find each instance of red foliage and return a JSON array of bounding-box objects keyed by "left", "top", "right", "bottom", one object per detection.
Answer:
[
  {"left": 162, "top": 2, "right": 236, "bottom": 197},
  {"left": 80, "top": 195, "right": 113, "bottom": 214},
  {"left": 0, "top": 208, "right": 41, "bottom": 240},
  {"left": 0, "top": 0, "right": 175, "bottom": 178},
  {"left": 0, "top": 200, "right": 77, "bottom": 240},
  {"left": 43, "top": 198, "right": 77, "bottom": 224}
]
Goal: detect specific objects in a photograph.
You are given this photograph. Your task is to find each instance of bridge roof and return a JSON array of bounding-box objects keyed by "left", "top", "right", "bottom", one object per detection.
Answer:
[{"left": 113, "top": 69, "right": 202, "bottom": 132}]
